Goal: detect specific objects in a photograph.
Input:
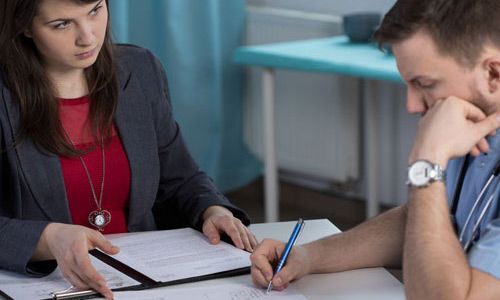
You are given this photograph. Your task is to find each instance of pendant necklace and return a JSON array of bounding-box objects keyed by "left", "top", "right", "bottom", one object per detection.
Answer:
[{"left": 63, "top": 130, "right": 111, "bottom": 231}]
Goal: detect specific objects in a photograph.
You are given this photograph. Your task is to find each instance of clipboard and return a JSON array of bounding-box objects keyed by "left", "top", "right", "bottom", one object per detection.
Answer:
[
  {"left": 0, "top": 228, "right": 251, "bottom": 300},
  {"left": 49, "top": 259, "right": 250, "bottom": 300}
]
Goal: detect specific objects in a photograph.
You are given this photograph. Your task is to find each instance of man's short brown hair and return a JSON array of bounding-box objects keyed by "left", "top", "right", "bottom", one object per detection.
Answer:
[{"left": 374, "top": 0, "right": 500, "bottom": 67}]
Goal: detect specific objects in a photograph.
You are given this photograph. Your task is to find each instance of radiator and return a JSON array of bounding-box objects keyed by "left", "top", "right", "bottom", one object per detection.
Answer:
[{"left": 242, "top": 6, "right": 360, "bottom": 188}]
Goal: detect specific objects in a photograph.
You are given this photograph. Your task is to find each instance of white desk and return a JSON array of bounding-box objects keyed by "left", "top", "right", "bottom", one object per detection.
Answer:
[
  {"left": 113, "top": 219, "right": 405, "bottom": 300},
  {"left": 254, "top": 219, "right": 405, "bottom": 300}
]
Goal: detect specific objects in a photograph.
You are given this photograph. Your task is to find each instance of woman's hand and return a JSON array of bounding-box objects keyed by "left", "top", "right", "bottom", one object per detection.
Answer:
[
  {"left": 250, "top": 239, "right": 311, "bottom": 291},
  {"left": 202, "top": 205, "right": 257, "bottom": 252},
  {"left": 34, "top": 223, "right": 119, "bottom": 300}
]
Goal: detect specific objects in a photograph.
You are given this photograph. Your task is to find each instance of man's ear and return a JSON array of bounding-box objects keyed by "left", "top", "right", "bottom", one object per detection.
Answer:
[{"left": 483, "top": 57, "right": 500, "bottom": 95}]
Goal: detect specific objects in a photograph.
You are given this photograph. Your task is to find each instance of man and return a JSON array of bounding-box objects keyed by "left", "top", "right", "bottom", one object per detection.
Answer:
[{"left": 250, "top": 1, "right": 500, "bottom": 298}]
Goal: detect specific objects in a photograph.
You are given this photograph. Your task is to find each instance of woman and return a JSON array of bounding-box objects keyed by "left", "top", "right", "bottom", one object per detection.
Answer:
[{"left": 0, "top": 0, "right": 257, "bottom": 298}]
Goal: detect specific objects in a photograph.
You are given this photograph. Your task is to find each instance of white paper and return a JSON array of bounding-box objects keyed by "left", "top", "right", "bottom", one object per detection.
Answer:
[
  {"left": 108, "top": 283, "right": 307, "bottom": 300},
  {"left": 0, "top": 256, "right": 139, "bottom": 300},
  {"left": 108, "top": 228, "right": 250, "bottom": 282}
]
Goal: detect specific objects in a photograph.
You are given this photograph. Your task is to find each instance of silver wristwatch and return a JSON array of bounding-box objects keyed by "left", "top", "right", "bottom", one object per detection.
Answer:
[{"left": 407, "top": 160, "right": 446, "bottom": 188}]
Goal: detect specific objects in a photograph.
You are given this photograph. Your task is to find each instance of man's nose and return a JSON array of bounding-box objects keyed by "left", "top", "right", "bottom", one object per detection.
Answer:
[{"left": 406, "top": 86, "right": 426, "bottom": 114}]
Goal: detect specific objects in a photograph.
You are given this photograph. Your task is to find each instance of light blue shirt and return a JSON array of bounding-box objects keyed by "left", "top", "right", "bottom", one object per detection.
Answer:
[{"left": 446, "top": 131, "right": 500, "bottom": 279}]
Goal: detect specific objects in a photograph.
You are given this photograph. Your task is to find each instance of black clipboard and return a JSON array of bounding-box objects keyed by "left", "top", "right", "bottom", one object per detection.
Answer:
[
  {"left": 1, "top": 229, "right": 251, "bottom": 300},
  {"left": 47, "top": 249, "right": 251, "bottom": 300}
]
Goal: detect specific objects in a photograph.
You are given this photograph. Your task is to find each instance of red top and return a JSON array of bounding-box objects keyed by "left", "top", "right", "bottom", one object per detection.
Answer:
[{"left": 59, "top": 96, "right": 130, "bottom": 234}]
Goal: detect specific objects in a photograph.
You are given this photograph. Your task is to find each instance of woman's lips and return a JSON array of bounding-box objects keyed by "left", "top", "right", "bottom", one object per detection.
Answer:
[{"left": 75, "top": 47, "right": 96, "bottom": 60}]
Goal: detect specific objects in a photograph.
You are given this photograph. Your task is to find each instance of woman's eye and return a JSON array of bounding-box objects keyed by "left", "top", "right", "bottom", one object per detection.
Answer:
[
  {"left": 90, "top": 5, "right": 103, "bottom": 16},
  {"left": 53, "top": 21, "right": 70, "bottom": 29}
]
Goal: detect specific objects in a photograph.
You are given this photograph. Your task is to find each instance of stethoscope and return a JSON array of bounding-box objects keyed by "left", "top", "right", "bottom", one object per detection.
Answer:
[{"left": 451, "top": 157, "right": 500, "bottom": 253}]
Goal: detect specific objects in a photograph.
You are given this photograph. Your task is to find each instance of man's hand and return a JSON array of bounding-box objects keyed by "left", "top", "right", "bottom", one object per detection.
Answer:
[
  {"left": 409, "top": 97, "right": 500, "bottom": 167},
  {"left": 202, "top": 205, "right": 257, "bottom": 252},
  {"left": 250, "top": 239, "right": 311, "bottom": 291},
  {"left": 34, "top": 223, "right": 119, "bottom": 300}
]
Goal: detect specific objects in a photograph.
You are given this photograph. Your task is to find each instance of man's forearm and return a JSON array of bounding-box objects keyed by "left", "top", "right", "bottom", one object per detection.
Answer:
[
  {"left": 404, "top": 183, "right": 471, "bottom": 299},
  {"left": 306, "top": 205, "right": 406, "bottom": 274}
]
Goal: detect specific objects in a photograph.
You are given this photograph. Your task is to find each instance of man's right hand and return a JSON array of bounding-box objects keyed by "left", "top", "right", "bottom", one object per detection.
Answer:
[
  {"left": 250, "top": 238, "right": 311, "bottom": 291},
  {"left": 33, "top": 223, "right": 119, "bottom": 300}
]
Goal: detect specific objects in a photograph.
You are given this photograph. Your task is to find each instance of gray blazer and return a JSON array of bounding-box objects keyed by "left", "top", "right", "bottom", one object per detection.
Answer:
[{"left": 0, "top": 45, "right": 250, "bottom": 274}]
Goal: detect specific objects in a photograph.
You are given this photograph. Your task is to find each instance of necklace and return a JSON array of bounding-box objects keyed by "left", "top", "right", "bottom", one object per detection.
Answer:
[{"left": 63, "top": 129, "right": 111, "bottom": 231}]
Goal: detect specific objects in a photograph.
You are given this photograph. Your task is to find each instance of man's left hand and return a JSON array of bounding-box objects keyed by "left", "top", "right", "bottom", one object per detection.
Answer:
[{"left": 409, "top": 97, "right": 500, "bottom": 168}]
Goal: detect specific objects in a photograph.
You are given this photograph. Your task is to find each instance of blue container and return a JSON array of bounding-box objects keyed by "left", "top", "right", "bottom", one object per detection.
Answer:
[{"left": 343, "top": 12, "right": 382, "bottom": 43}]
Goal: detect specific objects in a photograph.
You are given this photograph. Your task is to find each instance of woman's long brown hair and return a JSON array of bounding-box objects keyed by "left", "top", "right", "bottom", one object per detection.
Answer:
[{"left": 0, "top": 0, "right": 118, "bottom": 157}]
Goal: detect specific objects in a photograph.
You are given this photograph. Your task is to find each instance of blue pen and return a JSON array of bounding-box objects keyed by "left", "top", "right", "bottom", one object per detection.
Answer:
[{"left": 266, "top": 218, "right": 305, "bottom": 294}]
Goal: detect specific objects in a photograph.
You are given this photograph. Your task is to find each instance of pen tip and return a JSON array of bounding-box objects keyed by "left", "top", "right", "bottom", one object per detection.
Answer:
[{"left": 266, "top": 281, "right": 273, "bottom": 294}]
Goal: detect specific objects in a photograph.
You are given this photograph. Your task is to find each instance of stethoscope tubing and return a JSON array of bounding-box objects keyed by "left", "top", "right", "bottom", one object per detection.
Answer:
[
  {"left": 458, "top": 173, "right": 496, "bottom": 242},
  {"left": 457, "top": 161, "right": 500, "bottom": 252},
  {"left": 462, "top": 183, "right": 500, "bottom": 252}
]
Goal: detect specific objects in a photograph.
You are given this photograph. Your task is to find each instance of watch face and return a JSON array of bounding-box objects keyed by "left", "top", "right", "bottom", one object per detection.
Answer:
[{"left": 408, "top": 160, "right": 433, "bottom": 187}]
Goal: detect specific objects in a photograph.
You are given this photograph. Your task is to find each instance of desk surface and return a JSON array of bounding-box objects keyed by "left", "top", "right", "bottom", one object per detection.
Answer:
[
  {"left": 234, "top": 36, "right": 402, "bottom": 83},
  {"left": 252, "top": 219, "right": 405, "bottom": 300},
  {"left": 149, "top": 219, "right": 405, "bottom": 300}
]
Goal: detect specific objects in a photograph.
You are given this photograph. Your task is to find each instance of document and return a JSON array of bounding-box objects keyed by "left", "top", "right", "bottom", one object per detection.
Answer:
[
  {"left": 109, "top": 228, "right": 250, "bottom": 282},
  {"left": 104, "top": 283, "right": 308, "bottom": 300},
  {"left": 0, "top": 228, "right": 251, "bottom": 300},
  {"left": 0, "top": 256, "right": 139, "bottom": 300}
]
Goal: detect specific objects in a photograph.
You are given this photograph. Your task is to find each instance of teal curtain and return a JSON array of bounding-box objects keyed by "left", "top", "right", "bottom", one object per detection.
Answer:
[{"left": 109, "top": 0, "right": 261, "bottom": 191}]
